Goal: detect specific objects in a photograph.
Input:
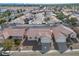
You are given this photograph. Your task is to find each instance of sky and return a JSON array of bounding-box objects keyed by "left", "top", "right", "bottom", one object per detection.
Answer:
[{"left": 0, "top": 0, "right": 79, "bottom": 4}]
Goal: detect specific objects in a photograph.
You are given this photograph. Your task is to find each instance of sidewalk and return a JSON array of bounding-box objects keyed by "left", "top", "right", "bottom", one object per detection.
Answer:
[
  {"left": 6, "top": 49, "right": 79, "bottom": 54},
  {"left": 47, "top": 49, "right": 79, "bottom": 53}
]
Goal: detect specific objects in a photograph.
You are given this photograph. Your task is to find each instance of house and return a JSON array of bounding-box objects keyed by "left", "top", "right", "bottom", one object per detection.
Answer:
[
  {"left": 0, "top": 23, "right": 78, "bottom": 53},
  {"left": 24, "top": 26, "right": 52, "bottom": 53},
  {"left": 51, "top": 24, "right": 77, "bottom": 53},
  {"left": 29, "top": 12, "right": 45, "bottom": 24},
  {"left": 3, "top": 28, "right": 25, "bottom": 39},
  {"left": 0, "top": 8, "right": 8, "bottom": 13},
  {"left": 47, "top": 16, "right": 62, "bottom": 24},
  {"left": 10, "top": 13, "right": 33, "bottom": 24},
  {"left": 24, "top": 24, "right": 77, "bottom": 53},
  {"left": 2, "top": 24, "right": 26, "bottom": 40},
  {"left": 45, "top": 11, "right": 56, "bottom": 17},
  {"left": 25, "top": 27, "right": 52, "bottom": 40}
]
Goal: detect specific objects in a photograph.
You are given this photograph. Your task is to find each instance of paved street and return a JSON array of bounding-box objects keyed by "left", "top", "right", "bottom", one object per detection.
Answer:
[{"left": 6, "top": 49, "right": 79, "bottom": 56}]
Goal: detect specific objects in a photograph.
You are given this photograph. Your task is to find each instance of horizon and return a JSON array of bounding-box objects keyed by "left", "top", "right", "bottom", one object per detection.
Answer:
[
  {"left": 0, "top": 3, "right": 79, "bottom": 4},
  {"left": 0, "top": 0, "right": 79, "bottom": 4}
]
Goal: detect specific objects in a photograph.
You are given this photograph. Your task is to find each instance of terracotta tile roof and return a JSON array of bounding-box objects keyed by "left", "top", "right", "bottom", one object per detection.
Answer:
[
  {"left": 26, "top": 28, "right": 52, "bottom": 38},
  {"left": 0, "top": 23, "right": 76, "bottom": 42},
  {"left": 51, "top": 25, "right": 77, "bottom": 42},
  {"left": 25, "top": 24, "right": 76, "bottom": 42},
  {"left": 72, "top": 27, "right": 79, "bottom": 33},
  {"left": 3, "top": 27, "right": 25, "bottom": 39}
]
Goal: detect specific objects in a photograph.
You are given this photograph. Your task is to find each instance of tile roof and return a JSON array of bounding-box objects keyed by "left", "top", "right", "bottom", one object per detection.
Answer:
[
  {"left": 51, "top": 25, "right": 77, "bottom": 42},
  {"left": 3, "top": 27, "right": 25, "bottom": 39},
  {"left": 10, "top": 13, "right": 32, "bottom": 24},
  {"left": 72, "top": 27, "right": 79, "bottom": 33},
  {"left": 26, "top": 28, "right": 52, "bottom": 38},
  {"left": 0, "top": 23, "right": 76, "bottom": 43}
]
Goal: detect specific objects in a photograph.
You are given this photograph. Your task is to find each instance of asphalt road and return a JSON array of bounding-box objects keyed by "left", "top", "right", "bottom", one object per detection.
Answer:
[
  {"left": 10, "top": 50, "right": 79, "bottom": 56},
  {"left": 10, "top": 51, "right": 79, "bottom": 56}
]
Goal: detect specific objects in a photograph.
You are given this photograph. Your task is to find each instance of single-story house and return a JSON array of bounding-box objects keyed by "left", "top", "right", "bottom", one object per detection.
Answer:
[{"left": 0, "top": 23, "right": 78, "bottom": 53}]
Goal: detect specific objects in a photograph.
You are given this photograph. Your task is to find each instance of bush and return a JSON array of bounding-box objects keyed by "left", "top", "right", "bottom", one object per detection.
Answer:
[
  {"left": 14, "top": 39, "right": 21, "bottom": 46},
  {"left": 3, "top": 39, "right": 14, "bottom": 50}
]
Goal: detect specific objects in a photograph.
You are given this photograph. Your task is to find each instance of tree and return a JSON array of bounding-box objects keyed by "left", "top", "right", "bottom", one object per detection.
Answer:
[
  {"left": 0, "top": 19, "right": 6, "bottom": 24},
  {"left": 3, "top": 10, "right": 11, "bottom": 17},
  {"left": 56, "top": 12, "right": 65, "bottom": 21},
  {"left": 3, "top": 39, "right": 14, "bottom": 50},
  {"left": 69, "top": 17, "right": 77, "bottom": 25}
]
